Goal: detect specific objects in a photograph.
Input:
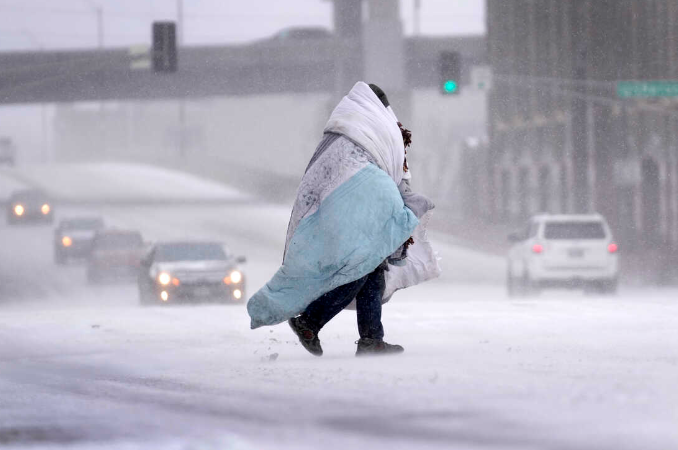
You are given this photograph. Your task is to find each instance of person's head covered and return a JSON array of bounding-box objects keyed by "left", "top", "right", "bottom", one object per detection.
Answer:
[
  {"left": 368, "top": 83, "right": 390, "bottom": 108},
  {"left": 324, "top": 82, "right": 405, "bottom": 184}
]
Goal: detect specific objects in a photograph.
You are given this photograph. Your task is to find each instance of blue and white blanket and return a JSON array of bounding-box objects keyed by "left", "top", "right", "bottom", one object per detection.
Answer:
[{"left": 247, "top": 82, "right": 439, "bottom": 329}]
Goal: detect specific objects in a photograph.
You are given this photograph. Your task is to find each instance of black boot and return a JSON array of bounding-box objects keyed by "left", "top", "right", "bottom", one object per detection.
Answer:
[
  {"left": 288, "top": 316, "right": 323, "bottom": 356},
  {"left": 355, "top": 338, "right": 404, "bottom": 356}
]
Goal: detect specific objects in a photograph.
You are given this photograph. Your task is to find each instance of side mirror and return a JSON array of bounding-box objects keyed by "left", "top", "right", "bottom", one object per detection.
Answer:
[
  {"left": 236, "top": 255, "right": 247, "bottom": 264},
  {"left": 507, "top": 232, "right": 523, "bottom": 243}
]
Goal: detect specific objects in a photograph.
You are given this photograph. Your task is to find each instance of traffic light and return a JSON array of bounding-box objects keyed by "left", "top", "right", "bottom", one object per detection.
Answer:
[
  {"left": 439, "top": 51, "right": 461, "bottom": 95},
  {"left": 153, "top": 22, "right": 177, "bottom": 73}
]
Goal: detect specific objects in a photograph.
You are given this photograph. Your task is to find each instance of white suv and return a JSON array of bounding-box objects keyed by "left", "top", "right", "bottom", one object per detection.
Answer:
[{"left": 507, "top": 214, "right": 619, "bottom": 296}]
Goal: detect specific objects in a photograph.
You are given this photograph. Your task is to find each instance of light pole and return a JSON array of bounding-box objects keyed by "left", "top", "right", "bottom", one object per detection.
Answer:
[
  {"left": 414, "top": 0, "right": 421, "bottom": 36},
  {"left": 82, "top": 0, "right": 103, "bottom": 48},
  {"left": 96, "top": 6, "right": 104, "bottom": 48}
]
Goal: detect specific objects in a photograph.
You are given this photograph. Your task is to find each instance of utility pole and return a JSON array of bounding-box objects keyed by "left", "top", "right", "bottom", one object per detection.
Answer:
[
  {"left": 177, "top": 0, "right": 186, "bottom": 159},
  {"left": 333, "top": 0, "right": 363, "bottom": 97},
  {"left": 364, "top": 0, "right": 409, "bottom": 123}
]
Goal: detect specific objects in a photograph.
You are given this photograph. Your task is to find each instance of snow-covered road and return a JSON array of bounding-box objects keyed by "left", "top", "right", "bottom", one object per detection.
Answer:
[{"left": 1, "top": 166, "right": 677, "bottom": 449}]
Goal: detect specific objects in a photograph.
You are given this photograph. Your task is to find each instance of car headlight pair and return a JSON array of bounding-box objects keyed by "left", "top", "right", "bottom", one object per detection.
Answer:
[
  {"left": 223, "top": 270, "right": 242, "bottom": 285},
  {"left": 13, "top": 204, "right": 49, "bottom": 216},
  {"left": 157, "top": 271, "right": 241, "bottom": 286},
  {"left": 158, "top": 272, "right": 180, "bottom": 286}
]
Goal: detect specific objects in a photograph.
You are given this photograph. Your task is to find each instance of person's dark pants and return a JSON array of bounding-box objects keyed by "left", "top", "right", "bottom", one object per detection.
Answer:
[{"left": 300, "top": 267, "right": 385, "bottom": 340}]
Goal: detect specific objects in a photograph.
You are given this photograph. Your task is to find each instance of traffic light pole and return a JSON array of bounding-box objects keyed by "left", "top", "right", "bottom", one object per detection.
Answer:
[{"left": 96, "top": 7, "right": 103, "bottom": 49}]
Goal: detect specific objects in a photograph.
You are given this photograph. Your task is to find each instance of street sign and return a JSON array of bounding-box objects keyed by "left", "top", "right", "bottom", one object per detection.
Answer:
[
  {"left": 128, "top": 45, "right": 151, "bottom": 71},
  {"left": 617, "top": 81, "right": 678, "bottom": 98}
]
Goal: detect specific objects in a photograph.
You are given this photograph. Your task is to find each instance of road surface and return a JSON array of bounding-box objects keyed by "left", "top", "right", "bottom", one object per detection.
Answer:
[{"left": 1, "top": 166, "right": 677, "bottom": 449}]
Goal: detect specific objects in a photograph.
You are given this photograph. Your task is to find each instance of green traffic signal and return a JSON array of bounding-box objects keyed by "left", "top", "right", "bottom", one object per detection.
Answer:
[{"left": 443, "top": 80, "right": 458, "bottom": 94}]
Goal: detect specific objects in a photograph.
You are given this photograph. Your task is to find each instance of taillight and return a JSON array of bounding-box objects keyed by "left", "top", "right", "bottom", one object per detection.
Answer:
[
  {"left": 532, "top": 244, "right": 544, "bottom": 254},
  {"left": 608, "top": 243, "right": 618, "bottom": 253}
]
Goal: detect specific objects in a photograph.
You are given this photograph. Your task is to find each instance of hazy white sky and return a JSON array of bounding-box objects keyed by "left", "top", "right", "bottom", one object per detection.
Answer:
[{"left": 0, "top": 0, "right": 485, "bottom": 51}]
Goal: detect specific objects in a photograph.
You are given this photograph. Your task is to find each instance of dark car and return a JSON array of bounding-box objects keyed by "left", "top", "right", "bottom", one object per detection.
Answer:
[
  {"left": 54, "top": 217, "right": 105, "bottom": 264},
  {"left": 7, "top": 189, "right": 53, "bottom": 225},
  {"left": 138, "top": 241, "right": 246, "bottom": 305},
  {"left": 270, "top": 27, "right": 332, "bottom": 41},
  {"left": 87, "top": 229, "right": 145, "bottom": 283},
  {"left": 253, "top": 27, "right": 333, "bottom": 46}
]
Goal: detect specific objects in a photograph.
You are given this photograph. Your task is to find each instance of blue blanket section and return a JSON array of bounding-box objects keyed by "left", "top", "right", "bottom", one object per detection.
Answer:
[{"left": 247, "top": 164, "right": 418, "bottom": 329}]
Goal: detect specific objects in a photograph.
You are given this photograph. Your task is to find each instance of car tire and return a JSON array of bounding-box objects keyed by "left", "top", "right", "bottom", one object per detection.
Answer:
[
  {"left": 600, "top": 279, "right": 618, "bottom": 295},
  {"left": 138, "top": 286, "right": 151, "bottom": 305},
  {"left": 508, "top": 264, "right": 534, "bottom": 298},
  {"left": 518, "top": 272, "right": 537, "bottom": 297},
  {"left": 55, "top": 251, "right": 66, "bottom": 265},
  {"left": 507, "top": 266, "right": 518, "bottom": 298},
  {"left": 508, "top": 265, "right": 530, "bottom": 298},
  {"left": 87, "top": 268, "right": 100, "bottom": 284}
]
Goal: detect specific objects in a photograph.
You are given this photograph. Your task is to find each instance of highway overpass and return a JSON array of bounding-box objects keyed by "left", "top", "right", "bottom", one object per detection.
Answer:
[{"left": 0, "top": 36, "right": 485, "bottom": 105}]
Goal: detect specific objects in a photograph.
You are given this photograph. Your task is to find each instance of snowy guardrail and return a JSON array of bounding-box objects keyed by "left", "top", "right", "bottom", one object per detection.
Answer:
[{"left": 0, "top": 163, "right": 251, "bottom": 205}]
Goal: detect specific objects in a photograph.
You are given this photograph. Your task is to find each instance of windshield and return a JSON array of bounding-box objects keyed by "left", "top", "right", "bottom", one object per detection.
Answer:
[
  {"left": 62, "top": 219, "right": 104, "bottom": 230},
  {"left": 155, "top": 243, "right": 227, "bottom": 262},
  {"left": 544, "top": 222, "right": 606, "bottom": 240},
  {"left": 12, "top": 191, "right": 48, "bottom": 203},
  {"left": 95, "top": 233, "right": 143, "bottom": 249}
]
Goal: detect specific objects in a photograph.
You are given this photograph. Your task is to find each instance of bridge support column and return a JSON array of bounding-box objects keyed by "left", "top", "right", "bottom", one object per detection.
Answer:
[
  {"left": 333, "top": 0, "right": 364, "bottom": 96},
  {"left": 363, "top": 0, "right": 410, "bottom": 124}
]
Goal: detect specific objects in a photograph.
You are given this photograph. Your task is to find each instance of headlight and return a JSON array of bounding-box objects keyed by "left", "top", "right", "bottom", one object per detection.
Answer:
[
  {"left": 229, "top": 270, "right": 242, "bottom": 284},
  {"left": 41, "top": 204, "right": 50, "bottom": 215},
  {"left": 233, "top": 289, "right": 242, "bottom": 300},
  {"left": 61, "top": 236, "right": 72, "bottom": 247},
  {"left": 13, "top": 204, "right": 24, "bottom": 216},
  {"left": 158, "top": 272, "right": 171, "bottom": 285}
]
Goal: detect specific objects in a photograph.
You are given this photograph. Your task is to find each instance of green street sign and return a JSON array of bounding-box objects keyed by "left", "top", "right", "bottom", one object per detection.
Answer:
[{"left": 617, "top": 81, "right": 678, "bottom": 98}]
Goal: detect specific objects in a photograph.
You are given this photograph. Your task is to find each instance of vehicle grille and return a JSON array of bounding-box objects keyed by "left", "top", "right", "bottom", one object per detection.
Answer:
[
  {"left": 544, "top": 265, "right": 606, "bottom": 271},
  {"left": 174, "top": 271, "right": 225, "bottom": 284}
]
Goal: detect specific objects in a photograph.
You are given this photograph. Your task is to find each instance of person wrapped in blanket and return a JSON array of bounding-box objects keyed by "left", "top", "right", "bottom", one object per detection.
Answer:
[{"left": 247, "top": 82, "right": 440, "bottom": 356}]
